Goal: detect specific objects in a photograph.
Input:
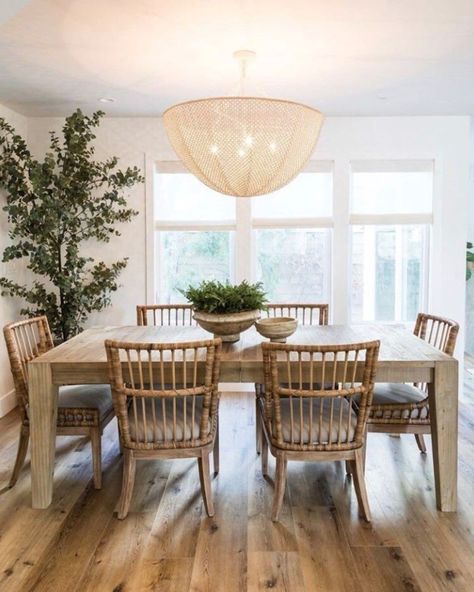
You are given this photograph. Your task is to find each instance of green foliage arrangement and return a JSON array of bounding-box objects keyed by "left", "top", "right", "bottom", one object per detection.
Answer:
[
  {"left": 0, "top": 109, "right": 144, "bottom": 341},
  {"left": 467, "top": 242, "right": 474, "bottom": 281},
  {"left": 180, "top": 280, "right": 267, "bottom": 314}
]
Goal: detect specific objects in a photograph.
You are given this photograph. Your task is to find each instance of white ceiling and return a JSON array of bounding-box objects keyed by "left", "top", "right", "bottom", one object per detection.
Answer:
[{"left": 1, "top": 0, "right": 474, "bottom": 117}]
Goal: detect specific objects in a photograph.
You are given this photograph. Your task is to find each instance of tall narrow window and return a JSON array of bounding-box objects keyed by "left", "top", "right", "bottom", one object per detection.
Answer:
[
  {"left": 350, "top": 161, "right": 432, "bottom": 322},
  {"left": 155, "top": 173, "right": 235, "bottom": 303},
  {"left": 252, "top": 164, "right": 333, "bottom": 303}
]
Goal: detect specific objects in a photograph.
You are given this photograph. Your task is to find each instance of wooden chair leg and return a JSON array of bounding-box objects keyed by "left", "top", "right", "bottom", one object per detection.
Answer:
[
  {"left": 213, "top": 420, "right": 220, "bottom": 475},
  {"left": 256, "top": 395, "right": 261, "bottom": 455},
  {"left": 271, "top": 453, "right": 287, "bottom": 522},
  {"left": 117, "top": 419, "right": 123, "bottom": 455},
  {"left": 117, "top": 449, "right": 136, "bottom": 520},
  {"left": 345, "top": 460, "right": 352, "bottom": 476},
  {"left": 9, "top": 426, "right": 29, "bottom": 488},
  {"left": 90, "top": 427, "right": 102, "bottom": 490},
  {"left": 351, "top": 448, "right": 371, "bottom": 522},
  {"left": 362, "top": 425, "right": 368, "bottom": 472},
  {"left": 261, "top": 425, "right": 269, "bottom": 476},
  {"left": 415, "top": 433, "right": 427, "bottom": 454},
  {"left": 198, "top": 452, "right": 215, "bottom": 517}
]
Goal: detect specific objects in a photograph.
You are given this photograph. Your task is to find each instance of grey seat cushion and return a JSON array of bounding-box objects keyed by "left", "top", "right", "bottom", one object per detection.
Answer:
[
  {"left": 127, "top": 395, "right": 211, "bottom": 443},
  {"left": 58, "top": 384, "right": 113, "bottom": 419},
  {"left": 275, "top": 397, "right": 357, "bottom": 445},
  {"left": 369, "top": 383, "right": 429, "bottom": 421}
]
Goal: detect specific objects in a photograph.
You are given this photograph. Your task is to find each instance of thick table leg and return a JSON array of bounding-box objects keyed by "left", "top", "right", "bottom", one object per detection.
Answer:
[
  {"left": 429, "top": 359, "right": 458, "bottom": 512},
  {"left": 29, "top": 362, "right": 58, "bottom": 508}
]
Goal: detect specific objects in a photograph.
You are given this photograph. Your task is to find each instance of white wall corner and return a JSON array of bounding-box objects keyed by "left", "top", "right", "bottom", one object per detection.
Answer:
[{"left": 0, "top": 389, "right": 17, "bottom": 418}]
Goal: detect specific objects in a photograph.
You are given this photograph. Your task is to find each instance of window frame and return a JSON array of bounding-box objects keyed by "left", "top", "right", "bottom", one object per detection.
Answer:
[{"left": 348, "top": 160, "right": 433, "bottom": 323}]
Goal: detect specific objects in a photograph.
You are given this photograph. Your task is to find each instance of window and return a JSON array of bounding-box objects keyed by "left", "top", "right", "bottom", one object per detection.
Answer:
[
  {"left": 159, "top": 231, "right": 233, "bottom": 303},
  {"left": 155, "top": 164, "right": 334, "bottom": 306},
  {"left": 155, "top": 173, "right": 235, "bottom": 303},
  {"left": 154, "top": 160, "right": 433, "bottom": 323},
  {"left": 255, "top": 229, "right": 331, "bottom": 302},
  {"left": 349, "top": 162, "right": 433, "bottom": 322}
]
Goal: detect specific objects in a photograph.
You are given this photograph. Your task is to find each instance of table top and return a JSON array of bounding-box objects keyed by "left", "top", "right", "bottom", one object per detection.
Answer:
[{"left": 31, "top": 323, "right": 452, "bottom": 367}]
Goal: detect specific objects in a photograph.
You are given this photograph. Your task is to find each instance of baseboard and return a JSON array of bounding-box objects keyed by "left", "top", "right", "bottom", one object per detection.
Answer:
[{"left": 0, "top": 389, "right": 17, "bottom": 418}]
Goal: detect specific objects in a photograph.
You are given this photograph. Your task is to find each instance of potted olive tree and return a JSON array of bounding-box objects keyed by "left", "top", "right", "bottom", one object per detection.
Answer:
[
  {"left": 180, "top": 280, "right": 267, "bottom": 342},
  {"left": 0, "top": 109, "right": 144, "bottom": 341}
]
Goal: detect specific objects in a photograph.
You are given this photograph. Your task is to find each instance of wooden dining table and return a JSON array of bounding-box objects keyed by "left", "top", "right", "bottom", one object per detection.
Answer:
[{"left": 28, "top": 323, "right": 458, "bottom": 511}]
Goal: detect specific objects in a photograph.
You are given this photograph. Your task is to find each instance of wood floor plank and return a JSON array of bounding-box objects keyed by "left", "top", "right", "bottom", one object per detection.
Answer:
[
  {"left": 350, "top": 546, "right": 422, "bottom": 592},
  {"left": 293, "top": 505, "right": 363, "bottom": 592},
  {"left": 0, "top": 387, "right": 473, "bottom": 591},
  {"left": 247, "top": 551, "right": 305, "bottom": 592}
]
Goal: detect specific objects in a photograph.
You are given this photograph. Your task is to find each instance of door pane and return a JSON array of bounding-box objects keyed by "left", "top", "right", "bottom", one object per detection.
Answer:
[{"left": 350, "top": 225, "right": 427, "bottom": 322}]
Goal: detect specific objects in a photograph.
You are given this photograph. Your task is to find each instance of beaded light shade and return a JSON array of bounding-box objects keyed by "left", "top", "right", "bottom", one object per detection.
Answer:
[
  {"left": 163, "top": 51, "right": 324, "bottom": 197},
  {"left": 163, "top": 97, "right": 323, "bottom": 197}
]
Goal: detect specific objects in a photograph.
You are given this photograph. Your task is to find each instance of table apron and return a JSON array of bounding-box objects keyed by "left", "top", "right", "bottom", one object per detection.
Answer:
[{"left": 50, "top": 363, "right": 434, "bottom": 386}]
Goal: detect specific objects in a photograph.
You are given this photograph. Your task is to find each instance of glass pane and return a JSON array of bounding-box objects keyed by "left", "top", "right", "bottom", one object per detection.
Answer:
[
  {"left": 158, "top": 231, "right": 233, "bottom": 303},
  {"left": 375, "top": 230, "right": 396, "bottom": 321},
  {"left": 155, "top": 173, "right": 236, "bottom": 221},
  {"left": 350, "top": 225, "right": 427, "bottom": 322},
  {"left": 351, "top": 170, "right": 433, "bottom": 214},
  {"left": 255, "top": 228, "right": 331, "bottom": 302},
  {"left": 252, "top": 172, "right": 333, "bottom": 218}
]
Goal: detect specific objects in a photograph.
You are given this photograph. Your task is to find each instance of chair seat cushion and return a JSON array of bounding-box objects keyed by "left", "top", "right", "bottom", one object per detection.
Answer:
[
  {"left": 58, "top": 384, "right": 113, "bottom": 419},
  {"left": 369, "top": 383, "right": 429, "bottom": 421},
  {"left": 127, "top": 396, "right": 212, "bottom": 444},
  {"left": 275, "top": 397, "right": 357, "bottom": 445}
]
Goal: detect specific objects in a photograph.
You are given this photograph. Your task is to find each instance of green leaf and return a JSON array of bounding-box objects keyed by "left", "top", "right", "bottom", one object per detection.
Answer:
[
  {"left": 0, "top": 109, "right": 143, "bottom": 340},
  {"left": 180, "top": 280, "right": 268, "bottom": 314}
]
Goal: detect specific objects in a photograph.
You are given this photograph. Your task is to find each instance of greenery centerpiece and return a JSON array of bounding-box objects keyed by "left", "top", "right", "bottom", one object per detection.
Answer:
[
  {"left": 0, "top": 109, "right": 144, "bottom": 341},
  {"left": 180, "top": 280, "right": 267, "bottom": 342}
]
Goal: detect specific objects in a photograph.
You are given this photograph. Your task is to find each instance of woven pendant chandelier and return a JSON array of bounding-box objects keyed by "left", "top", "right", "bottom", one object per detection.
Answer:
[{"left": 163, "top": 51, "right": 324, "bottom": 197}]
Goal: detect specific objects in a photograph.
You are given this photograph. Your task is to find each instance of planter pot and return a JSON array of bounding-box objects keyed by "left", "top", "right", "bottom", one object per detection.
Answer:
[{"left": 193, "top": 309, "right": 261, "bottom": 343}]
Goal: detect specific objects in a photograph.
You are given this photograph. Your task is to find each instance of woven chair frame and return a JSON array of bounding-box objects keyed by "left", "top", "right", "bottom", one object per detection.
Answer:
[
  {"left": 263, "top": 303, "right": 329, "bottom": 326},
  {"left": 105, "top": 338, "right": 222, "bottom": 451},
  {"left": 367, "top": 312, "right": 459, "bottom": 426},
  {"left": 136, "top": 304, "right": 195, "bottom": 327},
  {"left": 3, "top": 316, "right": 106, "bottom": 428},
  {"left": 3, "top": 316, "right": 53, "bottom": 419},
  {"left": 262, "top": 340, "right": 380, "bottom": 452},
  {"left": 255, "top": 303, "right": 329, "bottom": 400}
]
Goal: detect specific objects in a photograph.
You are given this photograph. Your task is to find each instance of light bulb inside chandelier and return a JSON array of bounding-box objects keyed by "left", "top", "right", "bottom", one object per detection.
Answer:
[{"left": 163, "top": 50, "right": 324, "bottom": 197}]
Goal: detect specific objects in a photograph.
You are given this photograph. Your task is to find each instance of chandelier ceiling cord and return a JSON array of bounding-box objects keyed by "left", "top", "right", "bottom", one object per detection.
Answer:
[{"left": 163, "top": 50, "right": 324, "bottom": 197}]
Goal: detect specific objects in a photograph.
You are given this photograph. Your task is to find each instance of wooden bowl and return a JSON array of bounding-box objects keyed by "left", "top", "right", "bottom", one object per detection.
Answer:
[
  {"left": 193, "top": 309, "right": 261, "bottom": 342},
  {"left": 255, "top": 317, "right": 298, "bottom": 343}
]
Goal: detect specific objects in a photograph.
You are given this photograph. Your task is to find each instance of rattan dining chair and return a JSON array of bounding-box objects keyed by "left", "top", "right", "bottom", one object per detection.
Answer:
[
  {"left": 105, "top": 337, "right": 222, "bottom": 519},
  {"left": 366, "top": 313, "right": 459, "bottom": 453},
  {"left": 136, "top": 304, "right": 195, "bottom": 327},
  {"left": 3, "top": 316, "right": 114, "bottom": 489},
  {"left": 259, "top": 340, "right": 380, "bottom": 522},
  {"left": 256, "top": 303, "right": 329, "bottom": 454}
]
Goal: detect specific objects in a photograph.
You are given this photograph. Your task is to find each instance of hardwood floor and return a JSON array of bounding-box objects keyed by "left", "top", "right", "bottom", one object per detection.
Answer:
[{"left": 1, "top": 378, "right": 474, "bottom": 591}]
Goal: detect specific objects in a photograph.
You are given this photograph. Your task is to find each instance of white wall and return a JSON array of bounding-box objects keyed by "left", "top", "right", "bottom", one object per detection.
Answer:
[
  {"left": 465, "top": 119, "right": 474, "bottom": 354},
  {"left": 0, "top": 114, "right": 470, "bottom": 415},
  {"left": 0, "top": 103, "right": 28, "bottom": 415}
]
